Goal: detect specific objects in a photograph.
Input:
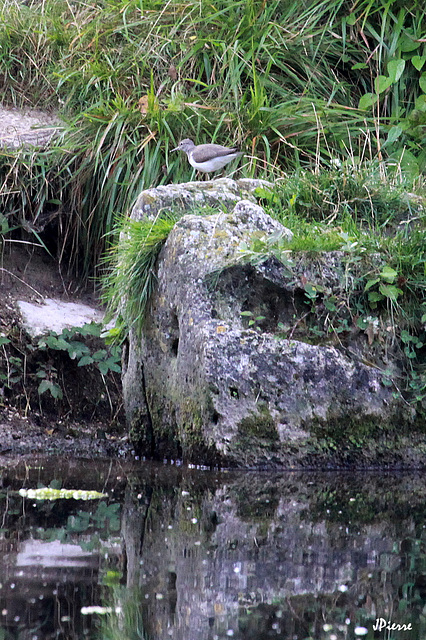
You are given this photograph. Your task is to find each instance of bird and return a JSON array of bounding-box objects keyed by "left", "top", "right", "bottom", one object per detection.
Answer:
[{"left": 171, "top": 138, "right": 243, "bottom": 175}]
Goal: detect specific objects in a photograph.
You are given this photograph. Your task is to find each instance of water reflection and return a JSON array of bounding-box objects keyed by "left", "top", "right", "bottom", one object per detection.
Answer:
[{"left": 0, "top": 458, "right": 425, "bottom": 640}]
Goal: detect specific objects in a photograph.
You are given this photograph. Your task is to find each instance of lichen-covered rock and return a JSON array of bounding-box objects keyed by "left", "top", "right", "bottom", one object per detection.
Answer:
[
  {"left": 131, "top": 177, "right": 273, "bottom": 220},
  {"left": 122, "top": 181, "right": 415, "bottom": 468}
]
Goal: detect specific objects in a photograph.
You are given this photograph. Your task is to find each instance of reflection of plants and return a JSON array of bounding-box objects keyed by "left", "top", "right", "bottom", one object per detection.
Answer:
[
  {"left": 39, "top": 501, "right": 121, "bottom": 546},
  {"left": 100, "top": 587, "right": 148, "bottom": 640},
  {"left": 68, "top": 502, "right": 121, "bottom": 535},
  {"left": 19, "top": 487, "right": 107, "bottom": 500}
]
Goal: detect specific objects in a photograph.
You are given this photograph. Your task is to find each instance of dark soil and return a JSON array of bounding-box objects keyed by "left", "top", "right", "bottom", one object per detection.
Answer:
[
  {"left": 0, "top": 106, "right": 131, "bottom": 459},
  {"left": 1, "top": 242, "right": 99, "bottom": 306},
  {"left": 0, "top": 406, "right": 131, "bottom": 460},
  {"left": 0, "top": 243, "right": 131, "bottom": 459}
]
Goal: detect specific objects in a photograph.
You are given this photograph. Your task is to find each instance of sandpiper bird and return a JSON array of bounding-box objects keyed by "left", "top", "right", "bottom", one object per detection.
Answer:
[{"left": 172, "top": 138, "right": 243, "bottom": 174}]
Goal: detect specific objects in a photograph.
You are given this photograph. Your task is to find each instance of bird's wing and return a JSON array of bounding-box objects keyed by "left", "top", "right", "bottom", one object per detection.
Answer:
[{"left": 191, "top": 144, "right": 240, "bottom": 163}]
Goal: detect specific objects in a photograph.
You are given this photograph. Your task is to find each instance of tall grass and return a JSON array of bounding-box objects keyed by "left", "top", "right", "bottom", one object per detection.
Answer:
[
  {"left": 0, "top": 0, "right": 424, "bottom": 277},
  {"left": 103, "top": 211, "right": 181, "bottom": 336}
]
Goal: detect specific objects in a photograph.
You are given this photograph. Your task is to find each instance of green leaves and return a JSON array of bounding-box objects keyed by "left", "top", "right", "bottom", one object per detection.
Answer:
[
  {"left": 365, "top": 265, "right": 403, "bottom": 308},
  {"left": 412, "top": 55, "right": 426, "bottom": 71},
  {"left": 388, "top": 148, "right": 420, "bottom": 179},
  {"left": 379, "top": 265, "right": 398, "bottom": 283},
  {"left": 240, "top": 310, "right": 266, "bottom": 329},
  {"left": 77, "top": 347, "right": 122, "bottom": 375},
  {"left": 360, "top": 59, "right": 407, "bottom": 107},
  {"left": 38, "top": 378, "right": 63, "bottom": 399},
  {"left": 374, "top": 75, "right": 392, "bottom": 95},
  {"left": 387, "top": 59, "right": 405, "bottom": 84},
  {"left": 358, "top": 93, "right": 378, "bottom": 110},
  {"left": 401, "top": 330, "right": 424, "bottom": 359},
  {"left": 385, "top": 125, "right": 403, "bottom": 145},
  {"left": 398, "top": 33, "right": 420, "bottom": 53},
  {"left": 35, "top": 323, "right": 122, "bottom": 399},
  {"left": 378, "top": 283, "right": 403, "bottom": 302}
]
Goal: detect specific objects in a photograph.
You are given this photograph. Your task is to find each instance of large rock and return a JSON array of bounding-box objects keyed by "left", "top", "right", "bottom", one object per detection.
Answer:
[
  {"left": 122, "top": 180, "right": 415, "bottom": 468},
  {"left": 130, "top": 176, "right": 273, "bottom": 220}
]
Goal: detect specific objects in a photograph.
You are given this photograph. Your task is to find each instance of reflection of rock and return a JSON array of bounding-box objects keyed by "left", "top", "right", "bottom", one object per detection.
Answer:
[
  {"left": 122, "top": 180, "right": 414, "bottom": 467},
  {"left": 16, "top": 539, "right": 98, "bottom": 570},
  {"left": 1, "top": 539, "right": 101, "bottom": 639},
  {"left": 121, "top": 472, "right": 423, "bottom": 640}
]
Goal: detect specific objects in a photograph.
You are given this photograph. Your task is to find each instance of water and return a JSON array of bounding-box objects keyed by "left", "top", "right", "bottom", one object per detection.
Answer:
[{"left": 0, "top": 457, "right": 425, "bottom": 640}]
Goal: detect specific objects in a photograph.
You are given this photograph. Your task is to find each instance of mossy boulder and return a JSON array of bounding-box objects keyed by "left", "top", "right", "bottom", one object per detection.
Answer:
[{"left": 121, "top": 180, "right": 417, "bottom": 468}]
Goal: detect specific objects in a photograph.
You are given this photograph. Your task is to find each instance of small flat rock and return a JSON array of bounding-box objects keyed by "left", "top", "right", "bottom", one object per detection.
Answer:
[
  {"left": 17, "top": 298, "right": 105, "bottom": 338},
  {"left": 0, "top": 105, "right": 62, "bottom": 148}
]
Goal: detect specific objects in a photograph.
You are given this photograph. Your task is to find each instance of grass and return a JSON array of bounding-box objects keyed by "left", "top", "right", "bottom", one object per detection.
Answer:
[
  {"left": 101, "top": 159, "right": 426, "bottom": 405},
  {"left": 0, "top": 0, "right": 424, "bottom": 279},
  {"left": 260, "top": 167, "right": 426, "bottom": 298},
  {"left": 102, "top": 210, "right": 182, "bottom": 337},
  {"left": 244, "top": 168, "right": 426, "bottom": 400}
]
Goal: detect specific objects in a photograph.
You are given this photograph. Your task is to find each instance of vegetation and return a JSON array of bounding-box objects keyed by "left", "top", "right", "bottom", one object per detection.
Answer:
[
  {"left": 236, "top": 171, "right": 426, "bottom": 402},
  {"left": 0, "top": 0, "right": 425, "bottom": 414},
  {"left": 103, "top": 211, "right": 181, "bottom": 336},
  {"left": 0, "top": 321, "right": 122, "bottom": 417},
  {"left": 0, "top": 0, "right": 424, "bottom": 277},
  {"left": 34, "top": 323, "right": 122, "bottom": 399}
]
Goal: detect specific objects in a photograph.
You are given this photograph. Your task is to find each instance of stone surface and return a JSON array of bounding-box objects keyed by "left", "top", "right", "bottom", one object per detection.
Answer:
[
  {"left": 131, "top": 177, "right": 274, "bottom": 220},
  {"left": 17, "top": 298, "right": 105, "bottom": 338},
  {"left": 0, "top": 105, "right": 62, "bottom": 148},
  {"left": 122, "top": 180, "right": 415, "bottom": 468}
]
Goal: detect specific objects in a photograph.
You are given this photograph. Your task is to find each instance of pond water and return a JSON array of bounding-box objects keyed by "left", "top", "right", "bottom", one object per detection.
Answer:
[{"left": 0, "top": 457, "right": 425, "bottom": 640}]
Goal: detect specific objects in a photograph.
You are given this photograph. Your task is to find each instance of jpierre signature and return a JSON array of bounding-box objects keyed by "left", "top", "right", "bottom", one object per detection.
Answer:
[{"left": 373, "top": 618, "right": 412, "bottom": 632}]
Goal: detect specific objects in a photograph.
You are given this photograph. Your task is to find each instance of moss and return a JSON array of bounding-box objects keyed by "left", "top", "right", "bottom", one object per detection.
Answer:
[
  {"left": 237, "top": 406, "right": 279, "bottom": 441},
  {"left": 178, "top": 397, "right": 224, "bottom": 466},
  {"left": 309, "top": 413, "right": 410, "bottom": 446},
  {"left": 304, "top": 435, "right": 416, "bottom": 469},
  {"left": 143, "top": 391, "right": 182, "bottom": 459},
  {"left": 180, "top": 398, "right": 205, "bottom": 447},
  {"left": 128, "top": 407, "right": 153, "bottom": 451}
]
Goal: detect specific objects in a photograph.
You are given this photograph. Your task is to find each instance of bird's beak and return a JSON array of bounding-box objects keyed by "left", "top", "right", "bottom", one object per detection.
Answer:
[{"left": 171, "top": 146, "right": 179, "bottom": 152}]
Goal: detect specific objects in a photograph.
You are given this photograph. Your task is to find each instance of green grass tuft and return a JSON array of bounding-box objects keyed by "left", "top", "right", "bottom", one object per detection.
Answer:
[{"left": 102, "top": 211, "right": 181, "bottom": 338}]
